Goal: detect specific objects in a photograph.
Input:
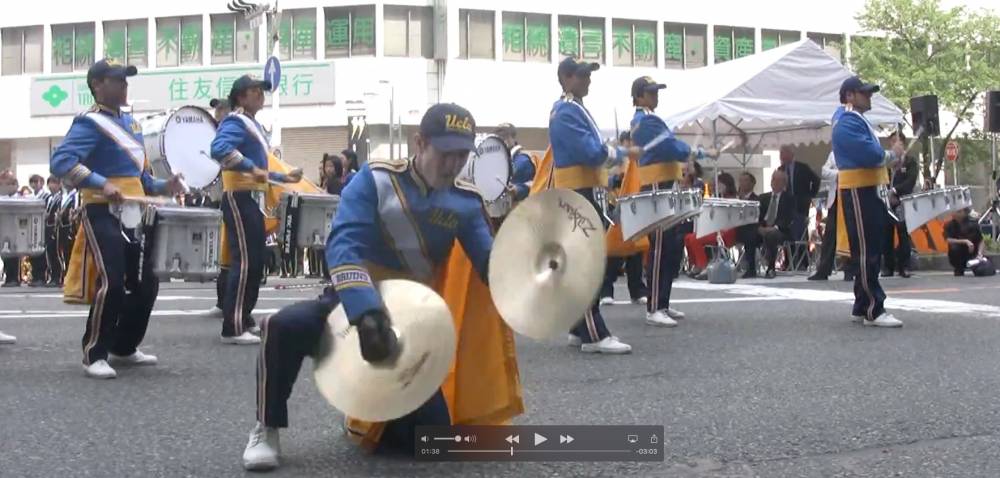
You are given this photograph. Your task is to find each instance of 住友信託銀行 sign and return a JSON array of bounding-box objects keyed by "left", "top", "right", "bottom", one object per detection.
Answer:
[{"left": 31, "top": 62, "right": 334, "bottom": 117}]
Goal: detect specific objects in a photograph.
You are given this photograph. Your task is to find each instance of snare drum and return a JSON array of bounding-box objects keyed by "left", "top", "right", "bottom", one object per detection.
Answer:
[
  {"left": 460, "top": 135, "right": 513, "bottom": 218},
  {"left": 277, "top": 192, "right": 340, "bottom": 249},
  {"left": 142, "top": 106, "right": 220, "bottom": 190},
  {"left": 148, "top": 206, "right": 223, "bottom": 281},
  {"left": 0, "top": 197, "right": 46, "bottom": 258},
  {"left": 618, "top": 188, "right": 703, "bottom": 242},
  {"left": 694, "top": 198, "right": 760, "bottom": 239},
  {"left": 900, "top": 186, "right": 973, "bottom": 233}
]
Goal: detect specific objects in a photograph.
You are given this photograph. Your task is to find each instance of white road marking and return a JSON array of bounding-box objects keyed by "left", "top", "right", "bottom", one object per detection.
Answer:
[
  {"left": 674, "top": 281, "right": 1000, "bottom": 318},
  {"left": 606, "top": 296, "right": 790, "bottom": 306},
  {"left": 0, "top": 308, "right": 281, "bottom": 320}
]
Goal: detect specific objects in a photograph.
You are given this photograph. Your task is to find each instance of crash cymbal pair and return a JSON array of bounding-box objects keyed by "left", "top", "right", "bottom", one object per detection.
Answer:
[{"left": 313, "top": 189, "right": 606, "bottom": 421}]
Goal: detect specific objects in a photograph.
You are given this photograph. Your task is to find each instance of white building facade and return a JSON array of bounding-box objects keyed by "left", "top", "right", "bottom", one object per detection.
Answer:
[{"left": 1, "top": 0, "right": 885, "bottom": 184}]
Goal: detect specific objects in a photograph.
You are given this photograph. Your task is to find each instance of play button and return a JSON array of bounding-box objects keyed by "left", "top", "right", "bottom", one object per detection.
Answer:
[{"left": 534, "top": 433, "right": 547, "bottom": 446}]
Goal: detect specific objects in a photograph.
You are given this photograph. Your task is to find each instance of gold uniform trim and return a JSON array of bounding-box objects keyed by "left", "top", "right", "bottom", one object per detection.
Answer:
[
  {"left": 553, "top": 165, "right": 608, "bottom": 190},
  {"left": 637, "top": 162, "right": 683, "bottom": 186},
  {"left": 838, "top": 167, "right": 889, "bottom": 189}
]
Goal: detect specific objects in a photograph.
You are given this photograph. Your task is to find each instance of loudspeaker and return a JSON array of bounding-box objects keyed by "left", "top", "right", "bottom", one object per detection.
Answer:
[
  {"left": 986, "top": 90, "right": 1000, "bottom": 133},
  {"left": 910, "top": 95, "right": 940, "bottom": 137}
]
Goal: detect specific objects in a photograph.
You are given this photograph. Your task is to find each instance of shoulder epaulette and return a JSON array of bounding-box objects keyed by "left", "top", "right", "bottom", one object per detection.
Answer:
[
  {"left": 453, "top": 177, "right": 483, "bottom": 198},
  {"left": 368, "top": 157, "right": 409, "bottom": 173}
]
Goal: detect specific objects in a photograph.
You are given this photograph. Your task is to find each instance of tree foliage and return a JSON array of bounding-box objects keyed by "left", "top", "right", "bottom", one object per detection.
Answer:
[{"left": 851, "top": 0, "right": 1000, "bottom": 181}]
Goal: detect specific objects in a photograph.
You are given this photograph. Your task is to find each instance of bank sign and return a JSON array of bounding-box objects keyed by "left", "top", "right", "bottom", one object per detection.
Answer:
[{"left": 31, "top": 62, "right": 334, "bottom": 117}]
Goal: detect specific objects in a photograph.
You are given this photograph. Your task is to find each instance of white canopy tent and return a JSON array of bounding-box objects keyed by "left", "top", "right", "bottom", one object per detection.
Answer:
[{"left": 658, "top": 39, "right": 904, "bottom": 151}]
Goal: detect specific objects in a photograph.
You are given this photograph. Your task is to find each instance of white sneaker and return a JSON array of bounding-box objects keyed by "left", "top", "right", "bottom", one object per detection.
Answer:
[
  {"left": 851, "top": 314, "right": 865, "bottom": 323},
  {"left": 666, "top": 308, "right": 686, "bottom": 320},
  {"left": 567, "top": 334, "right": 582, "bottom": 347},
  {"left": 83, "top": 360, "right": 117, "bottom": 379},
  {"left": 109, "top": 350, "right": 158, "bottom": 366},
  {"left": 865, "top": 313, "right": 903, "bottom": 328},
  {"left": 646, "top": 310, "right": 678, "bottom": 328},
  {"left": 0, "top": 331, "right": 16, "bottom": 344},
  {"left": 580, "top": 336, "right": 632, "bottom": 354},
  {"left": 203, "top": 306, "right": 224, "bottom": 319},
  {"left": 249, "top": 325, "right": 262, "bottom": 335},
  {"left": 243, "top": 422, "right": 281, "bottom": 471},
  {"left": 221, "top": 332, "right": 262, "bottom": 345},
  {"left": 599, "top": 296, "right": 614, "bottom": 306},
  {"left": 633, "top": 297, "right": 648, "bottom": 305}
]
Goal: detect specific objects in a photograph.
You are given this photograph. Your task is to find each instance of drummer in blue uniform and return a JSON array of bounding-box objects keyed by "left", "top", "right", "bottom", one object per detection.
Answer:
[
  {"left": 240, "top": 103, "right": 494, "bottom": 470},
  {"left": 211, "top": 75, "right": 303, "bottom": 345},
  {"left": 832, "top": 76, "right": 905, "bottom": 327},
  {"left": 50, "top": 59, "right": 185, "bottom": 379},
  {"left": 630, "top": 76, "right": 717, "bottom": 327},
  {"left": 550, "top": 57, "right": 641, "bottom": 354},
  {"left": 495, "top": 123, "right": 535, "bottom": 201}
]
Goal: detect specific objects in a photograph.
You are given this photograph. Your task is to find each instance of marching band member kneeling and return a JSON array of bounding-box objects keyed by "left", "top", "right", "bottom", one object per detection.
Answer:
[{"left": 241, "top": 104, "right": 522, "bottom": 470}]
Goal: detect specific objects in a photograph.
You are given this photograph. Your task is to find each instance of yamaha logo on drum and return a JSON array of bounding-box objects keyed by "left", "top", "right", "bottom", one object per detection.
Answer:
[{"left": 174, "top": 114, "right": 206, "bottom": 124}]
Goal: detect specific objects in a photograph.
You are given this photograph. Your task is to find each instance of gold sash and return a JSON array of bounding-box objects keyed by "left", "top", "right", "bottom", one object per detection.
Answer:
[
  {"left": 636, "top": 161, "right": 683, "bottom": 186},
  {"left": 64, "top": 177, "right": 145, "bottom": 304},
  {"left": 553, "top": 165, "right": 608, "bottom": 190},
  {"left": 835, "top": 167, "right": 889, "bottom": 257}
]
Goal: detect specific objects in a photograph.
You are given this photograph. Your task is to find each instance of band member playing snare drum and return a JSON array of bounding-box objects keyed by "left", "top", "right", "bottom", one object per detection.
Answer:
[
  {"left": 50, "top": 59, "right": 185, "bottom": 379},
  {"left": 211, "top": 76, "right": 302, "bottom": 345}
]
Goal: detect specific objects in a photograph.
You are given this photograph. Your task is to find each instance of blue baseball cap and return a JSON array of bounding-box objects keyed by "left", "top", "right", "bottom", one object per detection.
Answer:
[
  {"left": 839, "top": 76, "right": 880, "bottom": 103},
  {"left": 631, "top": 76, "right": 666, "bottom": 98},
  {"left": 558, "top": 57, "right": 600, "bottom": 77},
  {"left": 227, "top": 74, "right": 273, "bottom": 108},
  {"left": 419, "top": 103, "right": 476, "bottom": 152},
  {"left": 87, "top": 58, "right": 137, "bottom": 84}
]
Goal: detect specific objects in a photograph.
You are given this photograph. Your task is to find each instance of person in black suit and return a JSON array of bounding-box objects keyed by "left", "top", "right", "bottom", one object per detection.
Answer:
[
  {"left": 777, "top": 146, "right": 820, "bottom": 269},
  {"left": 883, "top": 131, "right": 917, "bottom": 278},
  {"left": 756, "top": 170, "right": 795, "bottom": 278},
  {"left": 734, "top": 172, "right": 761, "bottom": 278}
]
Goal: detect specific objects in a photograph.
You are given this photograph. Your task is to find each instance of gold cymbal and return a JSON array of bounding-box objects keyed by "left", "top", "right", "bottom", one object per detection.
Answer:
[
  {"left": 313, "top": 280, "right": 456, "bottom": 422},
  {"left": 489, "top": 189, "right": 606, "bottom": 340}
]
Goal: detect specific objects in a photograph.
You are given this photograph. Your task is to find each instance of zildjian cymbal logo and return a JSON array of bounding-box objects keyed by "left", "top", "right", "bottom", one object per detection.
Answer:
[{"left": 558, "top": 198, "right": 596, "bottom": 238}]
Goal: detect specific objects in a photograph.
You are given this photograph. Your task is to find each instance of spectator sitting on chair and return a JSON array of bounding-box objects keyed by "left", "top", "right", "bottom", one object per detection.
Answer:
[
  {"left": 734, "top": 172, "right": 762, "bottom": 278},
  {"left": 756, "top": 170, "right": 795, "bottom": 279},
  {"left": 777, "top": 145, "right": 820, "bottom": 271},
  {"left": 945, "top": 207, "right": 986, "bottom": 276},
  {"left": 685, "top": 172, "right": 738, "bottom": 280}
]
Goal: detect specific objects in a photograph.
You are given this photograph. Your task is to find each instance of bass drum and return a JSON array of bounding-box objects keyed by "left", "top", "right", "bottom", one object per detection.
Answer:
[
  {"left": 142, "top": 106, "right": 221, "bottom": 190},
  {"left": 459, "top": 135, "right": 512, "bottom": 218}
]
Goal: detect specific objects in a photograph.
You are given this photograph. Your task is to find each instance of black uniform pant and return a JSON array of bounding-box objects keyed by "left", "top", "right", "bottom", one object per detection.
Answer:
[
  {"left": 642, "top": 182, "right": 682, "bottom": 314},
  {"left": 841, "top": 186, "right": 887, "bottom": 320},
  {"left": 45, "top": 226, "right": 62, "bottom": 284},
  {"left": 568, "top": 187, "right": 611, "bottom": 343},
  {"left": 215, "top": 268, "right": 229, "bottom": 310},
  {"left": 257, "top": 291, "right": 450, "bottom": 454},
  {"left": 600, "top": 253, "right": 646, "bottom": 301},
  {"left": 29, "top": 251, "right": 47, "bottom": 284},
  {"left": 2, "top": 256, "right": 19, "bottom": 284},
  {"left": 814, "top": 199, "right": 858, "bottom": 278},
  {"left": 883, "top": 211, "right": 911, "bottom": 273},
  {"left": 222, "top": 192, "right": 265, "bottom": 336},
  {"left": 80, "top": 205, "right": 159, "bottom": 365}
]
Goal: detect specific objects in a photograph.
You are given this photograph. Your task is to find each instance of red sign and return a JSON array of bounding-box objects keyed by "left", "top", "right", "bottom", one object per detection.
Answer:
[{"left": 945, "top": 141, "right": 960, "bottom": 162}]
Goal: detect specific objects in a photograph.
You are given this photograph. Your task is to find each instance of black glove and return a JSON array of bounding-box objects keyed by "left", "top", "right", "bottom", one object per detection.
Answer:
[{"left": 356, "top": 309, "right": 398, "bottom": 363}]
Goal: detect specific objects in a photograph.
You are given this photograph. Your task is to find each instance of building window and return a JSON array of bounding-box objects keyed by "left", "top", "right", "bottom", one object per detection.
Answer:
[
  {"left": 501, "top": 12, "right": 549, "bottom": 63},
  {"left": 384, "top": 5, "right": 433, "bottom": 58},
  {"left": 808, "top": 32, "right": 843, "bottom": 60},
  {"left": 275, "top": 9, "right": 316, "bottom": 60},
  {"left": 611, "top": 19, "right": 656, "bottom": 67},
  {"left": 664, "top": 22, "right": 706, "bottom": 70},
  {"left": 51, "top": 23, "right": 95, "bottom": 73},
  {"left": 713, "top": 26, "right": 754, "bottom": 64},
  {"left": 458, "top": 9, "right": 494, "bottom": 60},
  {"left": 157, "top": 16, "right": 203, "bottom": 67},
  {"left": 211, "top": 13, "right": 259, "bottom": 65},
  {"left": 1, "top": 26, "right": 43, "bottom": 75},
  {"left": 762, "top": 29, "right": 800, "bottom": 51},
  {"left": 325, "top": 5, "right": 375, "bottom": 58},
  {"left": 557, "top": 16, "right": 604, "bottom": 62},
  {"left": 104, "top": 20, "right": 148, "bottom": 67}
]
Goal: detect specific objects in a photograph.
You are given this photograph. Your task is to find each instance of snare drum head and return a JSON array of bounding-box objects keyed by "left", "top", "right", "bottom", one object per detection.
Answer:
[
  {"left": 465, "top": 135, "right": 511, "bottom": 202},
  {"left": 163, "top": 106, "right": 220, "bottom": 189}
]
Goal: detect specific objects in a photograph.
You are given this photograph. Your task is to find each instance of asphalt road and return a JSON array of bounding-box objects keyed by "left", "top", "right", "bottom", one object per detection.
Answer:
[{"left": 3, "top": 271, "right": 1000, "bottom": 477}]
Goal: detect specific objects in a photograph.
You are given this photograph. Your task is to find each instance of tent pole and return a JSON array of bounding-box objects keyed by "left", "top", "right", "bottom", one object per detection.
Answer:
[{"left": 711, "top": 119, "right": 719, "bottom": 197}]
